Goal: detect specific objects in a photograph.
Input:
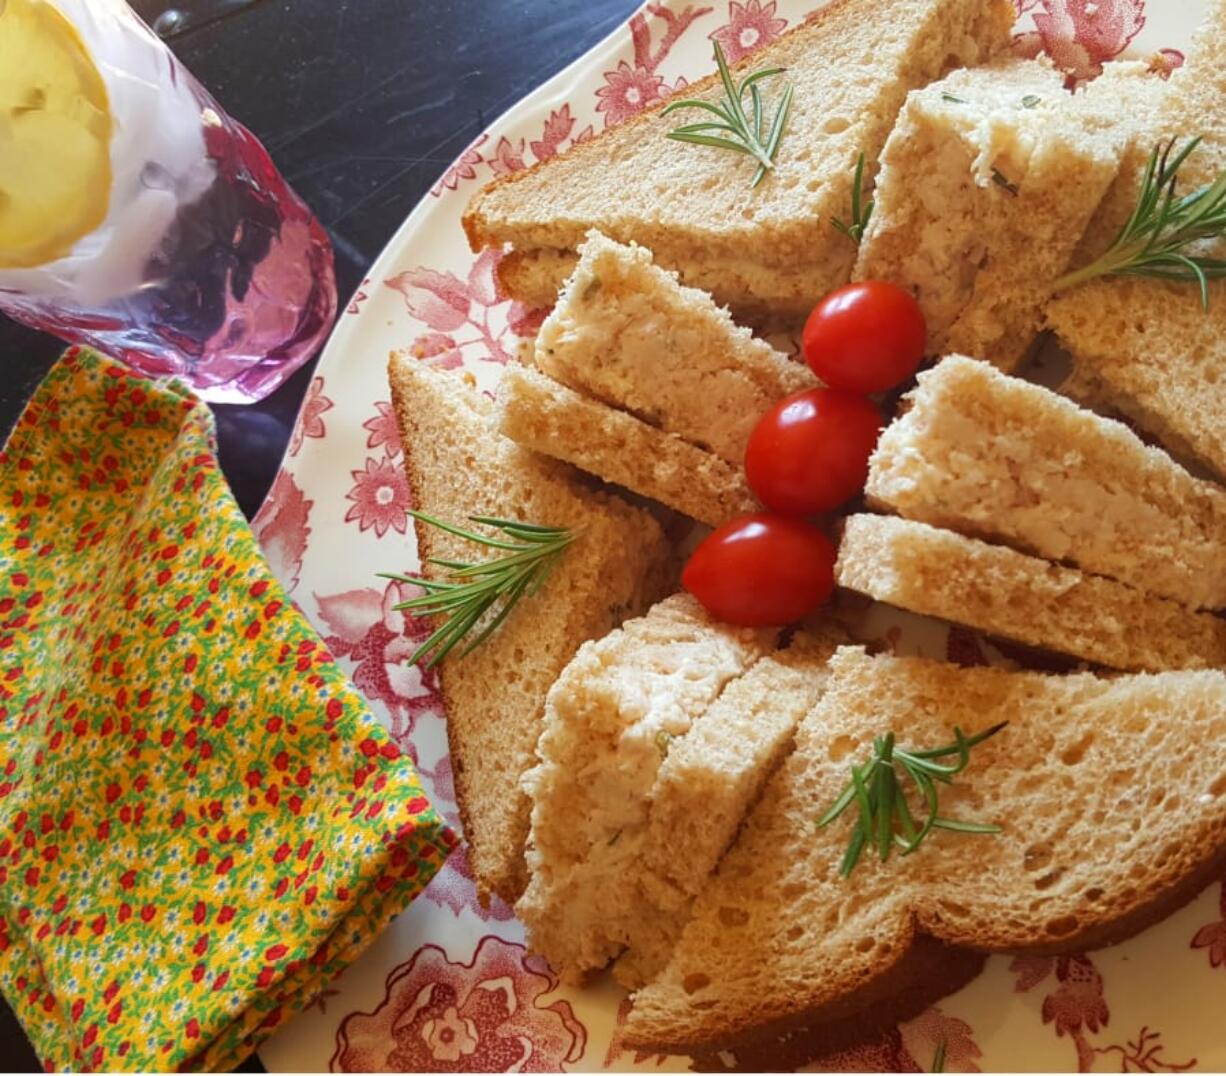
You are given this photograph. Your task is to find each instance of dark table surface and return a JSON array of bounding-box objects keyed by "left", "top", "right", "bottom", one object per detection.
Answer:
[{"left": 0, "top": 0, "right": 639, "bottom": 1068}]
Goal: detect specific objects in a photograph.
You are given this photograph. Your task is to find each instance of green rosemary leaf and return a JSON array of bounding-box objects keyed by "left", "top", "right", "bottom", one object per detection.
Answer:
[
  {"left": 941, "top": 92, "right": 966, "bottom": 103},
  {"left": 388, "top": 514, "right": 576, "bottom": 669},
  {"left": 816, "top": 778, "right": 857, "bottom": 828},
  {"left": 1021, "top": 94, "right": 1041, "bottom": 108},
  {"left": 663, "top": 41, "right": 791, "bottom": 188},
  {"left": 908, "top": 721, "right": 1008, "bottom": 761},
  {"left": 931, "top": 817, "right": 1003, "bottom": 834},
  {"left": 819, "top": 724, "right": 1006, "bottom": 876},
  {"left": 831, "top": 151, "right": 875, "bottom": 243},
  {"left": 1053, "top": 135, "right": 1226, "bottom": 306},
  {"left": 840, "top": 818, "right": 869, "bottom": 878},
  {"left": 992, "top": 168, "right": 1019, "bottom": 196},
  {"left": 931, "top": 1038, "right": 947, "bottom": 1073}
]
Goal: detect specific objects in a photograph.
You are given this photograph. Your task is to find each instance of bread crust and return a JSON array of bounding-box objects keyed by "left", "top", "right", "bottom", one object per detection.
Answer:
[
  {"left": 625, "top": 648, "right": 1226, "bottom": 1060},
  {"left": 461, "top": 0, "right": 859, "bottom": 254}
]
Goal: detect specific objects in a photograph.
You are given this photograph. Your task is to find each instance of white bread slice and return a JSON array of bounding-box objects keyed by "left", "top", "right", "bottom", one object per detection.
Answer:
[
  {"left": 1046, "top": 1, "right": 1226, "bottom": 478},
  {"left": 464, "top": 0, "right": 1015, "bottom": 321},
  {"left": 495, "top": 363, "right": 757, "bottom": 527},
  {"left": 613, "top": 627, "right": 846, "bottom": 991},
  {"left": 836, "top": 513, "right": 1226, "bottom": 672},
  {"left": 518, "top": 594, "right": 779, "bottom": 982},
  {"left": 854, "top": 58, "right": 1131, "bottom": 370},
  {"left": 626, "top": 646, "right": 1226, "bottom": 1057},
  {"left": 498, "top": 246, "right": 845, "bottom": 322},
  {"left": 387, "top": 353, "right": 674, "bottom": 904},
  {"left": 865, "top": 355, "right": 1226, "bottom": 610},
  {"left": 534, "top": 232, "right": 815, "bottom": 465}
]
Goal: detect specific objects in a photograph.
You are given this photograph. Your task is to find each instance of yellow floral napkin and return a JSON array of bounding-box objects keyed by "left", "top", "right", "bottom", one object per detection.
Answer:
[{"left": 0, "top": 348, "right": 455, "bottom": 1071}]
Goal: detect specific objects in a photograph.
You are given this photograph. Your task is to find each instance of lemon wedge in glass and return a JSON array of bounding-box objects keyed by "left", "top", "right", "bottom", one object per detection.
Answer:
[{"left": 0, "top": 0, "right": 113, "bottom": 268}]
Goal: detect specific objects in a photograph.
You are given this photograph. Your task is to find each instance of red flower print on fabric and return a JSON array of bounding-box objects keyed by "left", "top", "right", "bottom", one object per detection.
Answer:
[
  {"left": 252, "top": 468, "right": 313, "bottom": 591},
  {"left": 1014, "top": 0, "right": 1145, "bottom": 81},
  {"left": 386, "top": 249, "right": 538, "bottom": 367},
  {"left": 315, "top": 581, "right": 441, "bottom": 747},
  {"left": 288, "top": 375, "right": 334, "bottom": 456},
  {"left": 344, "top": 457, "right": 411, "bottom": 537},
  {"left": 363, "top": 401, "right": 402, "bottom": 458},
  {"left": 709, "top": 0, "right": 788, "bottom": 64},
  {"left": 331, "top": 936, "right": 587, "bottom": 1072}
]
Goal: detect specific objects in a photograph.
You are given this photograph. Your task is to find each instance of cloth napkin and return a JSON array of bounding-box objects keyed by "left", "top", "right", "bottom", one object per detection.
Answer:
[{"left": 0, "top": 348, "right": 455, "bottom": 1072}]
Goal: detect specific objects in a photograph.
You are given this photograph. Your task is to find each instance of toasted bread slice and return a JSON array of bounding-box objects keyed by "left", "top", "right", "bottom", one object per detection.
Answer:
[
  {"left": 387, "top": 354, "right": 673, "bottom": 904},
  {"left": 865, "top": 355, "right": 1226, "bottom": 610},
  {"left": 837, "top": 513, "right": 1226, "bottom": 671},
  {"left": 626, "top": 646, "right": 1226, "bottom": 1057},
  {"left": 613, "top": 626, "right": 846, "bottom": 991},
  {"left": 518, "top": 594, "right": 778, "bottom": 981},
  {"left": 1046, "top": 1, "right": 1226, "bottom": 478},
  {"left": 854, "top": 58, "right": 1132, "bottom": 370},
  {"left": 495, "top": 363, "right": 757, "bottom": 526},
  {"left": 464, "top": 0, "right": 1014, "bottom": 320},
  {"left": 534, "top": 233, "right": 814, "bottom": 464}
]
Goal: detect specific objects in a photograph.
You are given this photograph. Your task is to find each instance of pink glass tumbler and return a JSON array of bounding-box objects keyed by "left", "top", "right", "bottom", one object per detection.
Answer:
[{"left": 0, "top": 0, "right": 336, "bottom": 403}]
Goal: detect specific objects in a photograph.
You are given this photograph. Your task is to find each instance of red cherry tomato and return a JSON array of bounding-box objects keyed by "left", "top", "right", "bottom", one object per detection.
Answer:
[
  {"left": 802, "top": 280, "right": 927, "bottom": 394},
  {"left": 682, "top": 513, "right": 836, "bottom": 627},
  {"left": 745, "top": 387, "right": 882, "bottom": 516}
]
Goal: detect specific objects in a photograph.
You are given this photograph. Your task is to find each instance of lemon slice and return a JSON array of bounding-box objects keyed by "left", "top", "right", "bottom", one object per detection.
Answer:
[{"left": 0, "top": 0, "right": 113, "bottom": 268}]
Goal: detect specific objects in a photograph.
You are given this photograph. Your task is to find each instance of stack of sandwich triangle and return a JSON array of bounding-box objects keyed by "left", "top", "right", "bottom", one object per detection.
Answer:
[{"left": 384, "top": 0, "right": 1226, "bottom": 1065}]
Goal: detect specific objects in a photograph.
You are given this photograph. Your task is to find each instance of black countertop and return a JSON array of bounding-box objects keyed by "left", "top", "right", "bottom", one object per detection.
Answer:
[{"left": 0, "top": 0, "right": 638, "bottom": 1068}]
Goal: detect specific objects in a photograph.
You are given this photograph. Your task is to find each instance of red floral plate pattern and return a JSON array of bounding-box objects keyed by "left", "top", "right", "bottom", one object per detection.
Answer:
[{"left": 255, "top": 2, "right": 1213, "bottom": 1071}]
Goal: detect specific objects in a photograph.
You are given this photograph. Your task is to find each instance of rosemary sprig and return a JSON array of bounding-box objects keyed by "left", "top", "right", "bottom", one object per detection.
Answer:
[
  {"left": 816, "top": 722, "right": 1007, "bottom": 878},
  {"left": 831, "top": 152, "right": 874, "bottom": 243},
  {"left": 662, "top": 40, "right": 793, "bottom": 188},
  {"left": 991, "top": 168, "right": 1019, "bottom": 196},
  {"left": 1053, "top": 135, "right": 1226, "bottom": 307},
  {"left": 381, "top": 512, "right": 576, "bottom": 669},
  {"left": 931, "top": 1038, "right": 948, "bottom": 1073}
]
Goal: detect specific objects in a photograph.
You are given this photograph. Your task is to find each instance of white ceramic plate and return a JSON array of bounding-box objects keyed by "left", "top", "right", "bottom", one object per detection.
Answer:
[{"left": 256, "top": 2, "right": 1218, "bottom": 1070}]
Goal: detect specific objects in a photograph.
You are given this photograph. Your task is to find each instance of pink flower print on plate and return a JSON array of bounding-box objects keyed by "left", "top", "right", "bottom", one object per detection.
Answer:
[
  {"left": 252, "top": 467, "right": 313, "bottom": 592},
  {"left": 408, "top": 332, "right": 465, "bottom": 371},
  {"left": 315, "top": 581, "right": 441, "bottom": 748},
  {"left": 710, "top": 0, "right": 788, "bottom": 63},
  {"left": 344, "top": 456, "right": 412, "bottom": 537},
  {"left": 1191, "top": 876, "right": 1226, "bottom": 968},
  {"left": 1016, "top": 0, "right": 1145, "bottom": 80},
  {"left": 802, "top": 1008, "right": 980, "bottom": 1072},
  {"left": 288, "top": 375, "right": 334, "bottom": 456},
  {"left": 596, "top": 60, "right": 668, "bottom": 126},
  {"left": 432, "top": 133, "right": 489, "bottom": 196},
  {"left": 487, "top": 136, "right": 528, "bottom": 177},
  {"left": 386, "top": 249, "right": 528, "bottom": 367},
  {"left": 362, "top": 401, "right": 402, "bottom": 458},
  {"left": 330, "top": 936, "right": 587, "bottom": 1072},
  {"left": 530, "top": 105, "right": 592, "bottom": 162}
]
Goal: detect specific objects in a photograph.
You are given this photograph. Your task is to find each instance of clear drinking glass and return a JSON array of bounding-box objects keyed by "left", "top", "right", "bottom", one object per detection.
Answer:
[{"left": 0, "top": 0, "right": 336, "bottom": 403}]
